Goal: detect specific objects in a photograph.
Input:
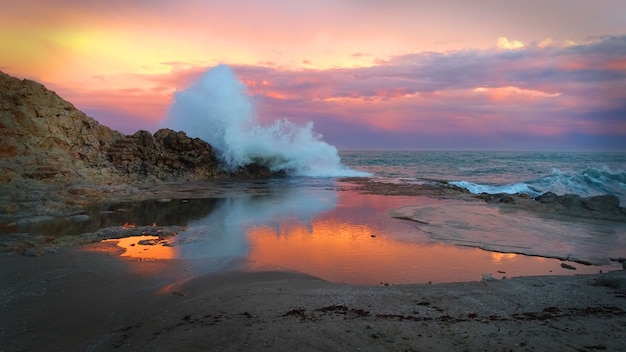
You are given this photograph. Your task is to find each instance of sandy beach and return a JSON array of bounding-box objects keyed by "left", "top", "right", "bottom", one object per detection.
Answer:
[{"left": 1, "top": 239, "right": 625, "bottom": 352}]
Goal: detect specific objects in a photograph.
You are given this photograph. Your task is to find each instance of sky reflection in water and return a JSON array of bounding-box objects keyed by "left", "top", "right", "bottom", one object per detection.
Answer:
[{"left": 101, "top": 180, "right": 623, "bottom": 285}]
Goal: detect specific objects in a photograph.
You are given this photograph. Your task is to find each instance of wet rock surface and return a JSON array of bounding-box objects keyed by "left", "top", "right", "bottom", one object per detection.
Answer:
[
  {"left": 0, "top": 225, "right": 185, "bottom": 256},
  {"left": 481, "top": 191, "right": 626, "bottom": 222}
]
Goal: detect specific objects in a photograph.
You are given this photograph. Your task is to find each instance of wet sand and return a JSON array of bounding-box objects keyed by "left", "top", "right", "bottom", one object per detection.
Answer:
[{"left": 1, "top": 244, "right": 625, "bottom": 351}]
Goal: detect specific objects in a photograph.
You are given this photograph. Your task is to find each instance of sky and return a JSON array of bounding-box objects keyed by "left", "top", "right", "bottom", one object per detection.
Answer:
[{"left": 2, "top": 0, "right": 626, "bottom": 150}]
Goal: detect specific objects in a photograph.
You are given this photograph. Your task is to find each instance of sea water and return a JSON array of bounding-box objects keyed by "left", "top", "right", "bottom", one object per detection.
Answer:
[
  {"left": 341, "top": 150, "right": 626, "bottom": 205},
  {"left": 102, "top": 65, "right": 626, "bottom": 285}
]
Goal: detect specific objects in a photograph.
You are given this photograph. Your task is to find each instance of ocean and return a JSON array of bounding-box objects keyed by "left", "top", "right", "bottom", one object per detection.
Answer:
[{"left": 340, "top": 150, "right": 626, "bottom": 205}]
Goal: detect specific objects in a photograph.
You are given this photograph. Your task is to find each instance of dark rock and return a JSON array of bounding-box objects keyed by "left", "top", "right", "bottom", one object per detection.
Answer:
[
  {"left": 231, "top": 163, "right": 286, "bottom": 178},
  {"left": 535, "top": 192, "right": 558, "bottom": 203},
  {"left": 497, "top": 195, "right": 516, "bottom": 204},
  {"left": 559, "top": 194, "right": 583, "bottom": 208},
  {"left": 482, "top": 193, "right": 526, "bottom": 205},
  {"left": 531, "top": 192, "right": 625, "bottom": 221},
  {"left": 137, "top": 239, "right": 160, "bottom": 246},
  {"left": 582, "top": 195, "right": 620, "bottom": 212},
  {"left": 107, "top": 128, "right": 223, "bottom": 181},
  {"left": 479, "top": 191, "right": 626, "bottom": 221}
]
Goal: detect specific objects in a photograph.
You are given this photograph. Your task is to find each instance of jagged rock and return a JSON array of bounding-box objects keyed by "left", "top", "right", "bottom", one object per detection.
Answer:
[{"left": 108, "top": 128, "right": 223, "bottom": 181}]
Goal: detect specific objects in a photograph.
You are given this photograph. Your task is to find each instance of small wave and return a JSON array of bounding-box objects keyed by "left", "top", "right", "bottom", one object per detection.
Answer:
[
  {"left": 529, "top": 167, "right": 626, "bottom": 198},
  {"left": 451, "top": 166, "right": 626, "bottom": 204},
  {"left": 450, "top": 181, "right": 540, "bottom": 197}
]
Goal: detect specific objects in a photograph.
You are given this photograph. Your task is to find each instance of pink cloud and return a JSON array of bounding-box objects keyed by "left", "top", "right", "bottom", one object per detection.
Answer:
[{"left": 23, "top": 35, "right": 626, "bottom": 150}]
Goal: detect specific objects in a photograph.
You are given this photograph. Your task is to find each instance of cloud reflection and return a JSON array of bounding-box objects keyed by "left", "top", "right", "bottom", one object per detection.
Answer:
[{"left": 173, "top": 181, "right": 337, "bottom": 274}]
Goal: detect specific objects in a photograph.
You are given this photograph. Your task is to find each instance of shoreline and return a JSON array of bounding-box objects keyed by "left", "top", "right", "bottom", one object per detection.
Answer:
[
  {"left": 1, "top": 245, "right": 625, "bottom": 351},
  {"left": 2, "top": 178, "right": 626, "bottom": 350}
]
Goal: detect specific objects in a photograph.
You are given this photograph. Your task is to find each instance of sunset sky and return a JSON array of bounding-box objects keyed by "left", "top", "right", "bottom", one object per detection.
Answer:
[{"left": 2, "top": 0, "right": 626, "bottom": 150}]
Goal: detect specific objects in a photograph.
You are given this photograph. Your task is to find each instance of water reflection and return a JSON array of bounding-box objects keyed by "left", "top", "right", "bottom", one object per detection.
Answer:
[
  {"left": 92, "top": 182, "right": 621, "bottom": 285},
  {"left": 104, "top": 235, "right": 176, "bottom": 260},
  {"left": 1, "top": 198, "right": 220, "bottom": 237},
  {"left": 244, "top": 207, "right": 616, "bottom": 285},
  {"left": 170, "top": 182, "right": 338, "bottom": 274}
]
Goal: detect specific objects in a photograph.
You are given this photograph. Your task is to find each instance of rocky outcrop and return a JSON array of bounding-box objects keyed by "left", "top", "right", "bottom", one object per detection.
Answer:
[
  {"left": 0, "top": 71, "right": 124, "bottom": 183},
  {"left": 108, "top": 129, "right": 223, "bottom": 181},
  {"left": 0, "top": 71, "right": 279, "bottom": 219},
  {"left": 481, "top": 192, "right": 626, "bottom": 221}
]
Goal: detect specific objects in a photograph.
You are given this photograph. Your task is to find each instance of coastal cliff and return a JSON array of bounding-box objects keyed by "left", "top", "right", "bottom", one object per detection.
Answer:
[{"left": 0, "top": 71, "right": 276, "bottom": 218}]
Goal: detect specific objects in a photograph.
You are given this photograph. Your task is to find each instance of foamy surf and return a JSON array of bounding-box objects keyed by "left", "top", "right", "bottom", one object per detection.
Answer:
[{"left": 160, "top": 64, "right": 369, "bottom": 177}]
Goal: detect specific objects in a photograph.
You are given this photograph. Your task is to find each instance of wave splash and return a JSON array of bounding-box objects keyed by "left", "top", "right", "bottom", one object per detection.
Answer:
[
  {"left": 160, "top": 64, "right": 368, "bottom": 177},
  {"left": 451, "top": 167, "right": 626, "bottom": 204}
]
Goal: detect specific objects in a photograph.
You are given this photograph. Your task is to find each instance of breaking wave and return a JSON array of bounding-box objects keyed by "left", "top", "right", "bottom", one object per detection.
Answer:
[{"left": 160, "top": 64, "right": 368, "bottom": 177}]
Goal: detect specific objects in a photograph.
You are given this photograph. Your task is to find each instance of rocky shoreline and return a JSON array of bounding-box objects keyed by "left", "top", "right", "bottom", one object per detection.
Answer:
[{"left": 344, "top": 177, "right": 626, "bottom": 222}]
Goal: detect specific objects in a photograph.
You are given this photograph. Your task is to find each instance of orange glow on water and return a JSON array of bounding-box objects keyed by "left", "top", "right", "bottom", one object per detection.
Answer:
[
  {"left": 78, "top": 192, "right": 620, "bottom": 285},
  {"left": 490, "top": 252, "right": 517, "bottom": 264},
  {"left": 245, "top": 216, "right": 599, "bottom": 285},
  {"left": 103, "top": 235, "right": 176, "bottom": 260}
]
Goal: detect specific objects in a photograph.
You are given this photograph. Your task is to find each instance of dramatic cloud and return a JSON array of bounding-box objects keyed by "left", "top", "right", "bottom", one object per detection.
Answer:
[
  {"left": 219, "top": 36, "right": 625, "bottom": 149},
  {"left": 2, "top": 1, "right": 625, "bottom": 150}
]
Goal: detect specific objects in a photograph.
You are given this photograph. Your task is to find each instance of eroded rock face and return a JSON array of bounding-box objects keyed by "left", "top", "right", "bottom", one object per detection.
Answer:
[
  {"left": 0, "top": 71, "right": 124, "bottom": 183},
  {"left": 0, "top": 71, "right": 278, "bottom": 219}
]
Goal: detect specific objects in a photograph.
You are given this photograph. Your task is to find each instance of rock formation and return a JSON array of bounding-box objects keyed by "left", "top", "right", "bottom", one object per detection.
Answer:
[
  {"left": 107, "top": 129, "right": 223, "bottom": 181},
  {"left": 0, "top": 71, "right": 278, "bottom": 219},
  {"left": 481, "top": 192, "right": 626, "bottom": 221}
]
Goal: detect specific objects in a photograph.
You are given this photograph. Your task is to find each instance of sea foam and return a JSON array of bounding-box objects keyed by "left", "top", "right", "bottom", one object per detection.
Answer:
[{"left": 160, "top": 64, "right": 368, "bottom": 177}]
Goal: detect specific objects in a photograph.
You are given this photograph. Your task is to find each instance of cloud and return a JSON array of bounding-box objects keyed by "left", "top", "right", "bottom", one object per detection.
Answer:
[
  {"left": 228, "top": 36, "right": 626, "bottom": 149},
  {"left": 497, "top": 37, "right": 524, "bottom": 50},
  {"left": 25, "top": 35, "right": 626, "bottom": 150}
]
